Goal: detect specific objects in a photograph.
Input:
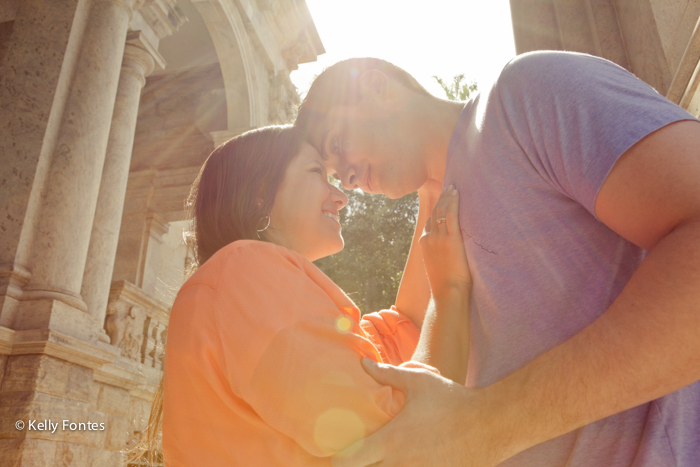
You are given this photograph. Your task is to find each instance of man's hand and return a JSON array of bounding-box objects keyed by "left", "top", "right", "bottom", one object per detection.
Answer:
[{"left": 331, "top": 358, "right": 506, "bottom": 467}]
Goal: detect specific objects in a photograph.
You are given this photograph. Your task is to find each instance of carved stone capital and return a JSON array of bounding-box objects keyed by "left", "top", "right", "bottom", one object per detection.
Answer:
[
  {"left": 282, "top": 32, "right": 311, "bottom": 71},
  {"left": 268, "top": 71, "right": 299, "bottom": 124},
  {"left": 139, "top": 0, "right": 188, "bottom": 40},
  {"left": 124, "top": 31, "right": 163, "bottom": 78}
]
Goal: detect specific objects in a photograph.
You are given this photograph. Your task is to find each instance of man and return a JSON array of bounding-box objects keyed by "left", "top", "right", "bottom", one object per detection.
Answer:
[{"left": 294, "top": 51, "right": 700, "bottom": 466}]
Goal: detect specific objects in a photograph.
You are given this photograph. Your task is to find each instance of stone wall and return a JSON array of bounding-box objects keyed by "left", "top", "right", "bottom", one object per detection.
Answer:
[
  {"left": 0, "top": 0, "right": 323, "bottom": 465},
  {"left": 510, "top": 0, "right": 700, "bottom": 116}
]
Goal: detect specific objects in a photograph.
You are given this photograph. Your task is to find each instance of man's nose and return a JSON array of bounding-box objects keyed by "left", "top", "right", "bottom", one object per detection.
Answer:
[{"left": 339, "top": 167, "right": 358, "bottom": 190}]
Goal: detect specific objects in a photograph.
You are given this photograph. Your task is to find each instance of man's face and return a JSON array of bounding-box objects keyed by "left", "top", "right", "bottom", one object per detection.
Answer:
[{"left": 307, "top": 97, "right": 430, "bottom": 199}]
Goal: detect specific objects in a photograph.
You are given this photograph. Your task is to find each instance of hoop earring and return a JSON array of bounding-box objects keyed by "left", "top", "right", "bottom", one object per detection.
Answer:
[{"left": 256, "top": 213, "right": 271, "bottom": 240}]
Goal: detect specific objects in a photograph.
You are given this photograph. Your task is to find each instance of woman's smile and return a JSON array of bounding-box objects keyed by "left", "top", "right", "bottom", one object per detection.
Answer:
[
  {"left": 322, "top": 210, "right": 340, "bottom": 224},
  {"left": 268, "top": 141, "right": 348, "bottom": 261}
]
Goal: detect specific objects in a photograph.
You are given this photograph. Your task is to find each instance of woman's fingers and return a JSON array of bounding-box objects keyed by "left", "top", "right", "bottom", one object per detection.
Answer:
[
  {"left": 446, "top": 188, "right": 460, "bottom": 235},
  {"left": 432, "top": 185, "right": 453, "bottom": 234}
]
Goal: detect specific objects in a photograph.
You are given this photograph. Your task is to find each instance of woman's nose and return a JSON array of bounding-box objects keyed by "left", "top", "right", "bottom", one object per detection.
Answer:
[{"left": 330, "top": 184, "right": 348, "bottom": 209}]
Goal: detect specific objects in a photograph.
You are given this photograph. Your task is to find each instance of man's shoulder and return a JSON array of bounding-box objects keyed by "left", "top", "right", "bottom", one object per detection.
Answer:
[{"left": 496, "top": 50, "right": 629, "bottom": 92}]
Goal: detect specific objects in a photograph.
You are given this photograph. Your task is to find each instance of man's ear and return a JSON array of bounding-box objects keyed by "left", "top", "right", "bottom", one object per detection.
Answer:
[{"left": 358, "top": 69, "right": 389, "bottom": 102}]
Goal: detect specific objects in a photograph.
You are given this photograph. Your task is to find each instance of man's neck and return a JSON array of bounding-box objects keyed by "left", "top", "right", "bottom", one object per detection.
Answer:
[{"left": 421, "top": 98, "right": 467, "bottom": 183}]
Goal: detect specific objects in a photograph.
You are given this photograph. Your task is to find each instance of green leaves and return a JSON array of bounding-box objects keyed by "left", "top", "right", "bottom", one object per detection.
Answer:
[
  {"left": 315, "top": 188, "right": 418, "bottom": 315},
  {"left": 433, "top": 74, "right": 478, "bottom": 101}
]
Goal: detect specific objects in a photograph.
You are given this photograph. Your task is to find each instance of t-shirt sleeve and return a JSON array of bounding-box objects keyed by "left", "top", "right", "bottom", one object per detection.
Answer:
[
  {"left": 212, "top": 243, "right": 406, "bottom": 457},
  {"left": 360, "top": 306, "right": 420, "bottom": 365},
  {"left": 496, "top": 51, "right": 696, "bottom": 217}
]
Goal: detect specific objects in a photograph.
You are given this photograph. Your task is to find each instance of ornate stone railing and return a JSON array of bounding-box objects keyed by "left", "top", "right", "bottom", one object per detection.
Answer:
[
  {"left": 102, "top": 279, "right": 170, "bottom": 461},
  {"left": 106, "top": 280, "right": 169, "bottom": 370}
]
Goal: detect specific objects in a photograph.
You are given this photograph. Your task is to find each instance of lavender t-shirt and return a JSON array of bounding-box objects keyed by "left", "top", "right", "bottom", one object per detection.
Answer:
[{"left": 444, "top": 51, "right": 699, "bottom": 466}]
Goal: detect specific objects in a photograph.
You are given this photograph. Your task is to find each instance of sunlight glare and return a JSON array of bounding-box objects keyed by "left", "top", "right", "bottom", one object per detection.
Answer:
[{"left": 291, "top": 0, "right": 516, "bottom": 98}]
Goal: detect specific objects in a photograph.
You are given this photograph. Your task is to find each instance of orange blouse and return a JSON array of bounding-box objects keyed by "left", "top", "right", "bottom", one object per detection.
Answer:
[{"left": 162, "top": 240, "right": 421, "bottom": 466}]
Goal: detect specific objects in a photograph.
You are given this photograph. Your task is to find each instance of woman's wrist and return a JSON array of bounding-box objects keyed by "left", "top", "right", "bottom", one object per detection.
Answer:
[{"left": 431, "top": 282, "right": 472, "bottom": 304}]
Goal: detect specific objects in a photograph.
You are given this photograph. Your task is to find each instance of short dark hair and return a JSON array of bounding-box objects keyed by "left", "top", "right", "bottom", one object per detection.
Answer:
[{"left": 294, "top": 58, "right": 430, "bottom": 137}]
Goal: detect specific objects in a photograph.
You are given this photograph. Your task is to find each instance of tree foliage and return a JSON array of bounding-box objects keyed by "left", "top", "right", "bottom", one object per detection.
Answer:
[
  {"left": 314, "top": 186, "right": 418, "bottom": 315},
  {"left": 433, "top": 74, "right": 478, "bottom": 101}
]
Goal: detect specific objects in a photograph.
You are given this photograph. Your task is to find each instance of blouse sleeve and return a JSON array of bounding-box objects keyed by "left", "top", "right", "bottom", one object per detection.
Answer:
[
  {"left": 360, "top": 306, "right": 420, "bottom": 366},
  {"left": 211, "top": 242, "right": 407, "bottom": 457}
]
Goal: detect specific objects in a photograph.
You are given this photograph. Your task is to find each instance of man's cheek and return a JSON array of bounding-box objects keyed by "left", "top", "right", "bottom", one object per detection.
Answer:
[{"left": 341, "top": 140, "right": 355, "bottom": 153}]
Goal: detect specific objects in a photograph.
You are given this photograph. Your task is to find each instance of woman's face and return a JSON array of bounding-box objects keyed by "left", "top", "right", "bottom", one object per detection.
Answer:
[{"left": 267, "top": 142, "right": 348, "bottom": 261}]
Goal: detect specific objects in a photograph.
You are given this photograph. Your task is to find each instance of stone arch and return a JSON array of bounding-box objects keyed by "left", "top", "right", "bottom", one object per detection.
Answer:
[{"left": 192, "top": 0, "right": 266, "bottom": 131}]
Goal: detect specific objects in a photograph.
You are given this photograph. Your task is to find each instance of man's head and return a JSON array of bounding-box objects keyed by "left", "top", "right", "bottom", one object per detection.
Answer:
[{"left": 295, "top": 58, "right": 450, "bottom": 199}]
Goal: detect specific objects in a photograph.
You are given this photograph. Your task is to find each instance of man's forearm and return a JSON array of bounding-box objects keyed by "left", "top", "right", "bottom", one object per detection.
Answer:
[{"left": 480, "top": 220, "right": 700, "bottom": 462}]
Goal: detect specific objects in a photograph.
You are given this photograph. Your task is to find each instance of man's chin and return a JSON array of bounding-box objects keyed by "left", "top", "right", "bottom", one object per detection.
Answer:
[{"left": 382, "top": 188, "right": 412, "bottom": 200}]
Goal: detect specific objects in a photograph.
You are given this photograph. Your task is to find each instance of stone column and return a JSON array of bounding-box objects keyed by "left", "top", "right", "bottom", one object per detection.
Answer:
[
  {"left": 16, "top": 0, "right": 135, "bottom": 341},
  {"left": 81, "top": 35, "right": 158, "bottom": 333}
]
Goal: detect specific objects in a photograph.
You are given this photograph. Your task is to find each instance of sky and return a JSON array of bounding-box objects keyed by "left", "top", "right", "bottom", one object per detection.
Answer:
[{"left": 290, "top": 0, "right": 517, "bottom": 99}]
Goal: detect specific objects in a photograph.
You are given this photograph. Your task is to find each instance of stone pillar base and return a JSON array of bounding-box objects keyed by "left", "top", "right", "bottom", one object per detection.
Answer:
[
  {"left": 0, "top": 345, "right": 130, "bottom": 466},
  {"left": 13, "top": 298, "right": 110, "bottom": 344},
  {"left": 0, "top": 428, "right": 125, "bottom": 467}
]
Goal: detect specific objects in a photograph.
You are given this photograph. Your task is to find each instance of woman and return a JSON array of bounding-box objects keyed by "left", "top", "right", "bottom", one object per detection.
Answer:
[{"left": 140, "top": 125, "right": 470, "bottom": 466}]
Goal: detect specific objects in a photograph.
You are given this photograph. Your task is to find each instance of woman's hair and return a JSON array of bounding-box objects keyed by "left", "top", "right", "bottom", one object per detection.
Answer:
[
  {"left": 187, "top": 124, "right": 304, "bottom": 266},
  {"left": 128, "top": 124, "right": 303, "bottom": 465}
]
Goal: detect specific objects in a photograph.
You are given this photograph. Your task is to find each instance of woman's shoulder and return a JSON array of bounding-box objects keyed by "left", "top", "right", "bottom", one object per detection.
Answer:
[
  {"left": 214, "top": 240, "right": 309, "bottom": 271},
  {"left": 182, "top": 240, "right": 309, "bottom": 291},
  {"left": 178, "top": 240, "right": 357, "bottom": 312}
]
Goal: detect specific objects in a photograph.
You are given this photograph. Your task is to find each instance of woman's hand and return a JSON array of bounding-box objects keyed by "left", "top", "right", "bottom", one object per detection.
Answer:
[
  {"left": 413, "top": 185, "right": 472, "bottom": 382},
  {"left": 419, "top": 185, "right": 472, "bottom": 299}
]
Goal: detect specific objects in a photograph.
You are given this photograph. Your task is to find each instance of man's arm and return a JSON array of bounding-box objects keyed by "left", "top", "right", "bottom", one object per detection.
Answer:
[
  {"left": 394, "top": 179, "right": 442, "bottom": 328},
  {"left": 482, "top": 122, "right": 700, "bottom": 459},
  {"left": 332, "top": 120, "right": 700, "bottom": 466}
]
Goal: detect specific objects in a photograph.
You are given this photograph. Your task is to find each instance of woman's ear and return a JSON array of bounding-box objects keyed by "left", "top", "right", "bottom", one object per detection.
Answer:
[{"left": 358, "top": 69, "right": 389, "bottom": 102}]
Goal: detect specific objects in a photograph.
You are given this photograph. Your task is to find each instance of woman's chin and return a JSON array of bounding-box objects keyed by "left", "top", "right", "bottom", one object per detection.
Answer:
[
  {"left": 332, "top": 236, "right": 345, "bottom": 255},
  {"left": 309, "top": 236, "right": 344, "bottom": 262}
]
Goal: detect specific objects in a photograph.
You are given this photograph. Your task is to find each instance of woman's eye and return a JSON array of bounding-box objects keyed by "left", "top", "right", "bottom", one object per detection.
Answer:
[{"left": 311, "top": 167, "right": 324, "bottom": 175}]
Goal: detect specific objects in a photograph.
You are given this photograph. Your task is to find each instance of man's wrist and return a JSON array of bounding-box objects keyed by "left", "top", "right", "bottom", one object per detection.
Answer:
[
  {"left": 467, "top": 383, "right": 527, "bottom": 465},
  {"left": 474, "top": 364, "right": 553, "bottom": 464}
]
